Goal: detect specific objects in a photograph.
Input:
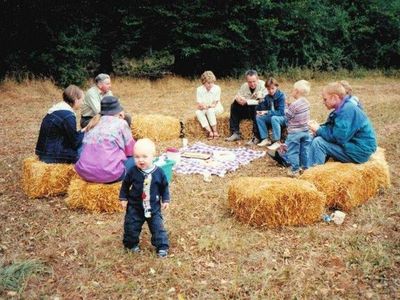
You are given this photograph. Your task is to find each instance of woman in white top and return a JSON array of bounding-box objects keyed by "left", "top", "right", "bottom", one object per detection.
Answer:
[{"left": 195, "top": 71, "right": 224, "bottom": 139}]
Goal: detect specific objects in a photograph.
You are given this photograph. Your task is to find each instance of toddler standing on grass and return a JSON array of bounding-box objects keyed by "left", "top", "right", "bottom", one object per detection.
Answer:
[
  {"left": 119, "top": 138, "right": 170, "bottom": 258},
  {"left": 284, "top": 80, "right": 312, "bottom": 177}
]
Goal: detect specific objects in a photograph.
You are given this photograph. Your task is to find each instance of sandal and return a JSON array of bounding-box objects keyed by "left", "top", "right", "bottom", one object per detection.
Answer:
[{"left": 207, "top": 131, "right": 214, "bottom": 140}]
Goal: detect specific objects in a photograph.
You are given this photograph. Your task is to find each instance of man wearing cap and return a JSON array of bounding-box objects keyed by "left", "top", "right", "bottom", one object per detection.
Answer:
[{"left": 75, "top": 96, "right": 135, "bottom": 183}]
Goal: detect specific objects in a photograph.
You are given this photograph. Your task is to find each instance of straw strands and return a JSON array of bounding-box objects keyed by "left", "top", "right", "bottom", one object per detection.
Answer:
[
  {"left": 65, "top": 178, "right": 123, "bottom": 213},
  {"left": 228, "top": 177, "right": 326, "bottom": 228},
  {"left": 184, "top": 112, "right": 253, "bottom": 139},
  {"left": 132, "top": 114, "right": 180, "bottom": 142},
  {"left": 21, "top": 156, "right": 76, "bottom": 198},
  {"left": 300, "top": 148, "right": 391, "bottom": 211}
]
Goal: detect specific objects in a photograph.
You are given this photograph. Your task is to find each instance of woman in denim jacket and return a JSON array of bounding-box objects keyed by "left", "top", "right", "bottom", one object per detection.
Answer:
[{"left": 35, "top": 85, "right": 85, "bottom": 163}]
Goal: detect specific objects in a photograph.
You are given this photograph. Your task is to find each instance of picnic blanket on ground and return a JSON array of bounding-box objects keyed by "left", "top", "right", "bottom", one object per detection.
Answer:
[{"left": 174, "top": 142, "right": 266, "bottom": 177}]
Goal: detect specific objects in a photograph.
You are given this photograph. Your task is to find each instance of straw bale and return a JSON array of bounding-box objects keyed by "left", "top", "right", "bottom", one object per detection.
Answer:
[
  {"left": 65, "top": 178, "right": 123, "bottom": 213},
  {"left": 132, "top": 114, "right": 180, "bottom": 142},
  {"left": 22, "top": 156, "right": 75, "bottom": 198},
  {"left": 300, "top": 148, "right": 390, "bottom": 211},
  {"left": 184, "top": 112, "right": 253, "bottom": 139},
  {"left": 228, "top": 177, "right": 326, "bottom": 228}
]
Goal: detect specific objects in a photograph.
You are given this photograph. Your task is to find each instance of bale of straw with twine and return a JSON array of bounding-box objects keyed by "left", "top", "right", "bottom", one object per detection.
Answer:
[
  {"left": 300, "top": 147, "right": 390, "bottom": 212},
  {"left": 184, "top": 112, "right": 253, "bottom": 139},
  {"left": 132, "top": 114, "right": 180, "bottom": 142},
  {"left": 228, "top": 177, "right": 326, "bottom": 228},
  {"left": 65, "top": 178, "right": 123, "bottom": 213},
  {"left": 22, "top": 156, "right": 76, "bottom": 198}
]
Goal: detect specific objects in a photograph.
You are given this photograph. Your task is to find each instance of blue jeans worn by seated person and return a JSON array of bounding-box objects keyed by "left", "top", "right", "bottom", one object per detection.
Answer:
[
  {"left": 308, "top": 136, "right": 354, "bottom": 167},
  {"left": 116, "top": 157, "right": 136, "bottom": 182},
  {"left": 271, "top": 116, "right": 287, "bottom": 142},
  {"left": 256, "top": 113, "right": 273, "bottom": 140},
  {"left": 286, "top": 131, "right": 312, "bottom": 172}
]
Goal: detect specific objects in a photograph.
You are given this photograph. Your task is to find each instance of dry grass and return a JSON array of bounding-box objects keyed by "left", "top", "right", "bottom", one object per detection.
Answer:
[{"left": 0, "top": 76, "right": 399, "bottom": 299}]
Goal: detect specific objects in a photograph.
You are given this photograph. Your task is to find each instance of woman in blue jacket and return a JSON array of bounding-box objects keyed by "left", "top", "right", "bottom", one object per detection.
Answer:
[
  {"left": 308, "top": 82, "right": 376, "bottom": 166},
  {"left": 35, "top": 85, "right": 85, "bottom": 163}
]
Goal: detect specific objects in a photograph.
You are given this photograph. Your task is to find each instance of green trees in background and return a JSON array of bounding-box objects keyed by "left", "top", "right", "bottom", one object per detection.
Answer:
[{"left": 1, "top": 0, "right": 399, "bottom": 86}]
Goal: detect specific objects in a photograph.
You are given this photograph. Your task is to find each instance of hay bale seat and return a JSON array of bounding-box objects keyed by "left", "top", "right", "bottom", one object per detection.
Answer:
[
  {"left": 132, "top": 114, "right": 180, "bottom": 142},
  {"left": 184, "top": 112, "right": 253, "bottom": 139},
  {"left": 22, "top": 156, "right": 76, "bottom": 198},
  {"left": 66, "top": 178, "right": 123, "bottom": 213},
  {"left": 228, "top": 177, "right": 326, "bottom": 228},
  {"left": 300, "top": 147, "right": 391, "bottom": 212}
]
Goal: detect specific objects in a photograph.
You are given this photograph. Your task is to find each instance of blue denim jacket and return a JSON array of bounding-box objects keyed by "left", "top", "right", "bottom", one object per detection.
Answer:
[
  {"left": 256, "top": 89, "right": 286, "bottom": 116},
  {"left": 35, "top": 109, "right": 84, "bottom": 163}
]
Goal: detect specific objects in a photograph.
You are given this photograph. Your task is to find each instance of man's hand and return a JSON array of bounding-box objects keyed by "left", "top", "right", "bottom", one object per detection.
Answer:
[
  {"left": 162, "top": 202, "right": 169, "bottom": 210},
  {"left": 120, "top": 200, "right": 128, "bottom": 209},
  {"left": 235, "top": 95, "right": 246, "bottom": 106}
]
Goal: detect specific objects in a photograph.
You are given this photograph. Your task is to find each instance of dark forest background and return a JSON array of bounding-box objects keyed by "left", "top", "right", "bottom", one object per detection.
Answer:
[{"left": 1, "top": 0, "right": 399, "bottom": 86}]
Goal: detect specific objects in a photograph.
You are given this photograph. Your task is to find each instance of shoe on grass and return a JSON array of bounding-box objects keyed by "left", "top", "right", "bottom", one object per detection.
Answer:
[
  {"left": 127, "top": 245, "right": 140, "bottom": 253},
  {"left": 287, "top": 169, "right": 300, "bottom": 178},
  {"left": 157, "top": 249, "right": 168, "bottom": 258},
  {"left": 225, "top": 133, "right": 241, "bottom": 142},
  {"left": 257, "top": 139, "right": 272, "bottom": 147},
  {"left": 246, "top": 136, "right": 260, "bottom": 146},
  {"left": 267, "top": 141, "right": 281, "bottom": 151}
]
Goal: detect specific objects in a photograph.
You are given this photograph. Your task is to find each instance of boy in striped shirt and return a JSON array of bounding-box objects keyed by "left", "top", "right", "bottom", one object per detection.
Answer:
[{"left": 284, "top": 80, "right": 312, "bottom": 177}]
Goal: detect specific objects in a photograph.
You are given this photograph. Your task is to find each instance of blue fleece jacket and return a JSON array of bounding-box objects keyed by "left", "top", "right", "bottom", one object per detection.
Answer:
[
  {"left": 316, "top": 96, "right": 377, "bottom": 163},
  {"left": 256, "top": 89, "right": 286, "bottom": 116}
]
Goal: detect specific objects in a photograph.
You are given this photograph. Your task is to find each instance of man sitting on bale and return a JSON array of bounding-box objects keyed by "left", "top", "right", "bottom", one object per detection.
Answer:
[
  {"left": 81, "top": 73, "right": 132, "bottom": 128},
  {"left": 308, "top": 82, "right": 377, "bottom": 166},
  {"left": 226, "top": 70, "right": 266, "bottom": 145}
]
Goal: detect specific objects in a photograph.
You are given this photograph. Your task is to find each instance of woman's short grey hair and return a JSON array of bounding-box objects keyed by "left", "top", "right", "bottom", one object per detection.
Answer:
[{"left": 95, "top": 73, "right": 111, "bottom": 84}]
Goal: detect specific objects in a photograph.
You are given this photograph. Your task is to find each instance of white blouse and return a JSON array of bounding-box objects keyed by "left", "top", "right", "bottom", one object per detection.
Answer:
[{"left": 196, "top": 84, "right": 221, "bottom": 106}]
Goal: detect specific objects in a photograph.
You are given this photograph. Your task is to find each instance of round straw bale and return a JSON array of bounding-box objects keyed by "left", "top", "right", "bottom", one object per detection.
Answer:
[
  {"left": 301, "top": 149, "right": 390, "bottom": 212},
  {"left": 65, "top": 178, "right": 123, "bottom": 213},
  {"left": 132, "top": 114, "right": 180, "bottom": 142},
  {"left": 22, "top": 156, "right": 75, "bottom": 198},
  {"left": 184, "top": 112, "right": 253, "bottom": 139},
  {"left": 228, "top": 177, "right": 326, "bottom": 228}
]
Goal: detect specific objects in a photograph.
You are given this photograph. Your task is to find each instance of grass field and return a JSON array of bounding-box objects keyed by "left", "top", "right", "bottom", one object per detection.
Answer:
[{"left": 0, "top": 76, "right": 399, "bottom": 299}]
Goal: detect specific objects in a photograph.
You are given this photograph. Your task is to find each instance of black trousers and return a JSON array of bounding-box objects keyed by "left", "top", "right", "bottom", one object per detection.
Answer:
[{"left": 229, "top": 101, "right": 259, "bottom": 138}]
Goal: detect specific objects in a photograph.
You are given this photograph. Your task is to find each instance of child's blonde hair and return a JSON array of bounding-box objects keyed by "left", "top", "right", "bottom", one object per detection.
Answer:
[
  {"left": 339, "top": 80, "right": 353, "bottom": 95},
  {"left": 293, "top": 80, "right": 311, "bottom": 96},
  {"left": 200, "top": 71, "right": 216, "bottom": 84},
  {"left": 323, "top": 82, "right": 346, "bottom": 98},
  {"left": 134, "top": 138, "right": 156, "bottom": 155}
]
